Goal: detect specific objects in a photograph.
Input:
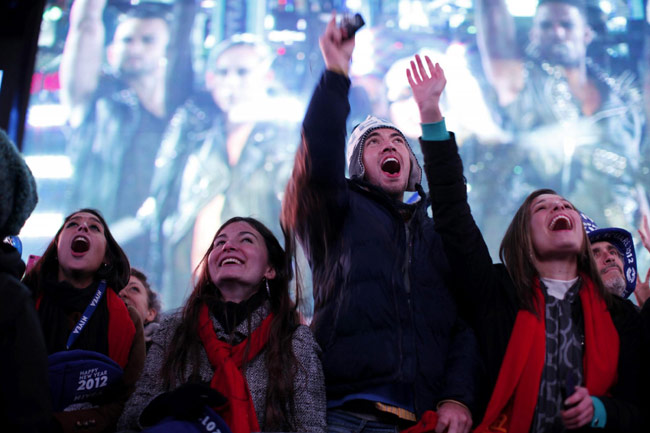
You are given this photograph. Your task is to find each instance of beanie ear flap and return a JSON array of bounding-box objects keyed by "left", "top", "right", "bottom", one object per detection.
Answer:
[{"left": 406, "top": 149, "right": 422, "bottom": 191}]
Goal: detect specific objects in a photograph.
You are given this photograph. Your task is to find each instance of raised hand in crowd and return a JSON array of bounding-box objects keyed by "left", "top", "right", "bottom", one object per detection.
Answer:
[
  {"left": 319, "top": 11, "right": 356, "bottom": 76},
  {"left": 638, "top": 214, "right": 650, "bottom": 251},
  {"left": 406, "top": 54, "right": 445, "bottom": 124},
  {"left": 634, "top": 214, "right": 650, "bottom": 307},
  {"left": 406, "top": 54, "right": 473, "bottom": 433}
]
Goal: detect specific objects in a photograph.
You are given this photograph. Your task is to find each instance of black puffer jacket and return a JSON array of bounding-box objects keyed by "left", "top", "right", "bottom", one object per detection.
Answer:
[
  {"left": 0, "top": 242, "right": 52, "bottom": 432},
  {"left": 287, "top": 70, "right": 480, "bottom": 416}
]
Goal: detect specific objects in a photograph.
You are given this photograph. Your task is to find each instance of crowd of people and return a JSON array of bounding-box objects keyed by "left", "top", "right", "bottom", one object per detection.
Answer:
[{"left": 5, "top": 3, "right": 650, "bottom": 433}]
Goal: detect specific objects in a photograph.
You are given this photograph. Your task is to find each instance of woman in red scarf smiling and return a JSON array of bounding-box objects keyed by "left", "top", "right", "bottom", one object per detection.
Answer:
[
  {"left": 118, "top": 217, "right": 326, "bottom": 432},
  {"left": 406, "top": 55, "right": 645, "bottom": 432},
  {"left": 23, "top": 208, "right": 145, "bottom": 432}
]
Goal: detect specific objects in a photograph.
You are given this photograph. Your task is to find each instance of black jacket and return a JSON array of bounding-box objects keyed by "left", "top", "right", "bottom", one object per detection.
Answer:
[
  {"left": 423, "top": 132, "right": 645, "bottom": 432},
  {"left": 288, "top": 70, "right": 480, "bottom": 416},
  {"left": 0, "top": 242, "right": 52, "bottom": 432}
]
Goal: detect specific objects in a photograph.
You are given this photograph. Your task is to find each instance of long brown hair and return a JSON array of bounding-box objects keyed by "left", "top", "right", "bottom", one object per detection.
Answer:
[
  {"left": 23, "top": 208, "right": 130, "bottom": 295},
  {"left": 161, "top": 217, "right": 301, "bottom": 430},
  {"left": 281, "top": 135, "right": 345, "bottom": 312},
  {"left": 499, "top": 189, "right": 610, "bottom": 313}
]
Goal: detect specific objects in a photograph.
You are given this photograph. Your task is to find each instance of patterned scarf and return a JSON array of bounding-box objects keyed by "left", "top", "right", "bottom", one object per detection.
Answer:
[{"left": 475, "top": 274, "right": 618, "bottom": 433}]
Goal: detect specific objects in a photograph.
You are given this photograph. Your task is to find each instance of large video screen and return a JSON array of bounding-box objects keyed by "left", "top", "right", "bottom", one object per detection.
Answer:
[{"left": 21, "top": 0, "right": 650, "bottom": 310}]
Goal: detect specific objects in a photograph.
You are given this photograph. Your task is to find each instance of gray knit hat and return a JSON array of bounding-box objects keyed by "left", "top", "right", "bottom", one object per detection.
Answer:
[
  {"left": 0, "top": 129, "right": 38, "bottom": 237},
  {"left": 346, "top": 115, "right": 422, "bottom": 191}
]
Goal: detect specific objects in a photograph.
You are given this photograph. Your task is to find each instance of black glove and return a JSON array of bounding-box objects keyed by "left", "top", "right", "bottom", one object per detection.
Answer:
[{"left": 140, "top": 382, "right": 228, "bottom": 427}]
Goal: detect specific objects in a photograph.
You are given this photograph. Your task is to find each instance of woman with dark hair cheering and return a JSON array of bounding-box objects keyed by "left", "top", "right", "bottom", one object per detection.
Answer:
[
  {"left": 407, "top": 55, "right": 644, "bottom": 432},
  {"left": 118, "top": 216, "right": 325, "bottom": 432},
  {"left": 23, "top": 208, "right": 145, "bottom": 432}
]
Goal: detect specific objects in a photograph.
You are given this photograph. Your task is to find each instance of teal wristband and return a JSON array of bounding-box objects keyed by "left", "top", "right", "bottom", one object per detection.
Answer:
[
  {"left": 590, "top": 396, "right": 607, "bottom": 428},
  {"left": 421, "top": 118, "right": 449, "bottom": 141}
]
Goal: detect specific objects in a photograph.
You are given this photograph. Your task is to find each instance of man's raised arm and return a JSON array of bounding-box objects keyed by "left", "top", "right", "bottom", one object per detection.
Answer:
[
  {"left": 475, "top": 0, "right": 523, "bottom": 106},
  {"left": 60, "top": 0, "right": 107, "bottom": 126}
]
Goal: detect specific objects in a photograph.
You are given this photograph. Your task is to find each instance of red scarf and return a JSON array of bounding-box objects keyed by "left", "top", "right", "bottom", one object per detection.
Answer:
[
  {"left": 475, "top": 274, "right": 619, "bottom": 433},
  {"left": 197, "top": 303, "right": 274, "bottom": 433},
  {"left": 105, "top": 289, "right": 135, "bottom": 368},
  {"left": 401, "top": 411, "right": 439, "bottom": 433}
]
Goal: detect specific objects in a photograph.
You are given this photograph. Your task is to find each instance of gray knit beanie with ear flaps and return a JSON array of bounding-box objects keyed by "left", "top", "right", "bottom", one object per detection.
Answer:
[
  {"left": 346, "top": 115, "right": 422, "bottom": 192},
  {"left": 0, "top": 129, "right": 38, "bottom": 238}
]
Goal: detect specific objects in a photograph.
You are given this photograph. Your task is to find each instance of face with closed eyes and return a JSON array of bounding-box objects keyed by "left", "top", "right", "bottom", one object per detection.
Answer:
[
  {"left": 361, "top": 128, "right": 411, "bottom": 200},
  {"left": 56, "top": 212, "right": 108, "bottom": 284},
  {"left": 207, "top": 221, "right": 276, "bottom": 294},
  {"left": 120, "top": 275, "right": 156, "bottom": 324},
  {"left": 529, "top": 194, "right": 583, "bottom": 260}
]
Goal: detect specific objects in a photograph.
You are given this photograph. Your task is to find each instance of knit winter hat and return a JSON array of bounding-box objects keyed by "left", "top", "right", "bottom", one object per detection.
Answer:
[
  {"left": 346, "top": 115, "right": 422, "bottom": 191},
  {"left": 0, "top": 129, "right": 38, "bottom": 237}
]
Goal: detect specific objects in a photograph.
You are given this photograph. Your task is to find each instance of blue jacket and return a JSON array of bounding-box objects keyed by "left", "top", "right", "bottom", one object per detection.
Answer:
[{"left": 287, "top": 70, "right": 479, "bottom": 416}]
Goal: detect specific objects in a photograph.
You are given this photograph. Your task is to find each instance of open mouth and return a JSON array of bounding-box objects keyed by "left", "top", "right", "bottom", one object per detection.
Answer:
[
  {"left": 220, "top": 257, "right": 243, "bottom": 266},
  {"left": 71, "top": 236, "right": 90, "bottom": 253},
  {"left": 548, "top": 215, "right": 572, "bottom": 231},
  {"left": 381, "top": 157, "right": 401, "bottom": 175}
]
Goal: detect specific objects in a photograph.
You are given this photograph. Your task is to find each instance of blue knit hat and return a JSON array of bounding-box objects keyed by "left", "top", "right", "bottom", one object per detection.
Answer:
[
  {"left": 581, "top": 213, "right": 637, "bottom": 298},
  {"left": 48, "top": 349, "right": 124, "bottom": 411},
  {"left": 346, "top": 115, "right": 422, "bottom": 192}
]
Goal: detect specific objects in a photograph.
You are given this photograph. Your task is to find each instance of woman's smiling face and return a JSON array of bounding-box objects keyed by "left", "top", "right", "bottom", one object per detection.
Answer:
[
  {"left": 529, "top": 193, "right": 583, "bottom": 260},
  {"left": 207, "top": 221, "right": 276, "bottom": 290}
]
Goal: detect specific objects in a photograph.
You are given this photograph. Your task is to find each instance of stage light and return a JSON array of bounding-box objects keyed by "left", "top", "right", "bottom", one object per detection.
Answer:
[
  {"left": 506, "top": 0, "right": 536, "bottom": 17},
  {"left": 599, "top": 1, "right": 613, "bottom": 15},
  {"left": 346, "top": 0, "right": 362, "bottom": 10},
  {"left": 204, "top": 34, "right": 217, "bottom": 48},
  {"left": 27, "top": 104, "right": 68, "bottom": 128},
  {"left": 449, "top": 13, "right": 465, "bottom": 28},
  {"left": 607, "top": 16, "right": 627, "bottom": 32},
  {"left": 24, "top": 155, "right": 73, "bottom": 180},
  {"left": 264, "top": 15, "right": 276, "bottom": 30},
  {"left": 21, "top": 212, "right": 64, "bottom": 239},
  {"left": 43, "top": 6, "right": 63, "bottom": 22},
  {"left": 268, "top": 30, "right": 306, "bottom": 43}
]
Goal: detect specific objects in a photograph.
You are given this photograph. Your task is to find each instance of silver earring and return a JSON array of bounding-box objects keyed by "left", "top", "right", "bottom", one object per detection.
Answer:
[{"left": 265, "top": 278, "right": 270, "bottom": 296}]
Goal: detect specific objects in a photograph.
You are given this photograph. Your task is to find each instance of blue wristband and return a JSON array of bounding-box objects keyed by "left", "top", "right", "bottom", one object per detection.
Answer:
[
  {"left": 590, "top": 396, "right": 607, "bottom": 428},
  {"left": 421, "top": 118, "right": 449, "bottom": 141}
]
